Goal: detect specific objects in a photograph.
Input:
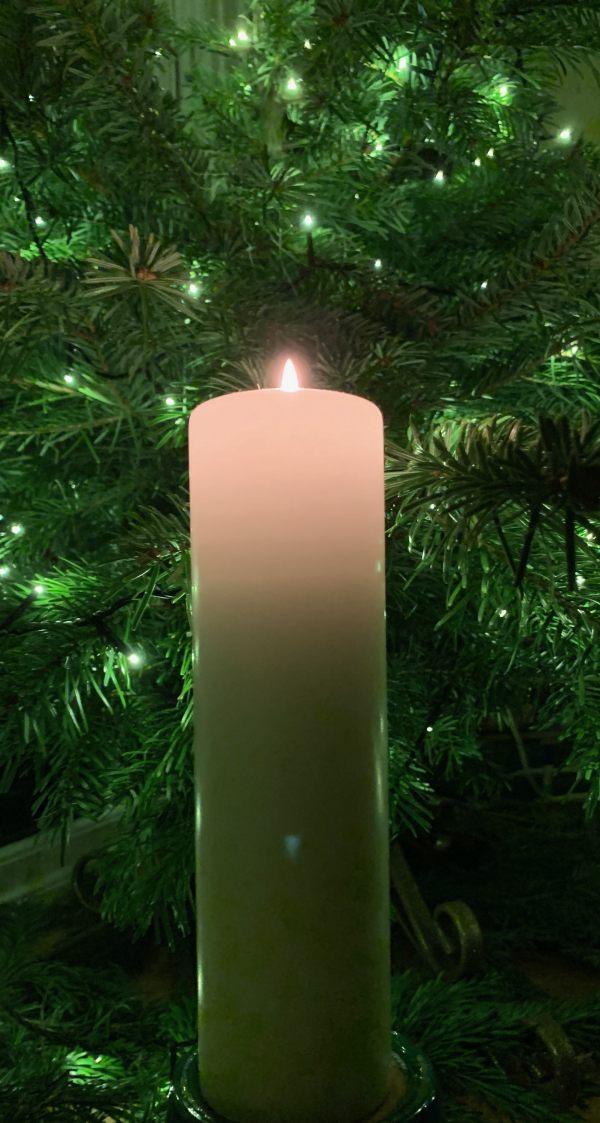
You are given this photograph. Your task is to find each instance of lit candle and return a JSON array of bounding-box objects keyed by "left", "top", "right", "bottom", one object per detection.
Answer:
[{"left": 188, "top": 358, "right": 392, "bottom": 1123}]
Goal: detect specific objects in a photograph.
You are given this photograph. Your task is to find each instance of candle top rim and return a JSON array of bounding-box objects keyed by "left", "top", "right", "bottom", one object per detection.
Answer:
[{"left": 188, "top": 388, "right": 384, "bottom": 420}]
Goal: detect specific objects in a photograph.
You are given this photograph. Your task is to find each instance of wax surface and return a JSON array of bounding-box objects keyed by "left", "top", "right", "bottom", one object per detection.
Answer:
[{"left": 188, "top": 388, "right": 391, "bottom": 1123}]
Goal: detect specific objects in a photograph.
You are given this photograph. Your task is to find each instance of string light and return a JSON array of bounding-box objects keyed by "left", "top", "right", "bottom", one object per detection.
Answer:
[
  {"left": 228, "top": 37, "right": 236, "bottom": 46},
  {"left": 434, "top": 170, "right": 445, "bottom": 183},
  {"left": 10, "top": 523, "right": 23, "bottom": 535},
  {"left": 374, "top": 259, "right": 382, "bottom": 270},
  {"left": 236, "top": 28, "right": 249, "bottom": 42},
  {"left": 304, "top": 38, "right": 312, "bottom": 49},
  {"left": 165, "top": 396, "right": 176, "bottom": 406},
  {"left": 374, "top": 140, "right": 384, "bottom": 153},
  {"left": 426, "top": 726, "right": 433, "bottom": 733},
  {"left": 498, "top": 608, "right": 508, "bottom": 617},
  {"left": 0, "top": 565, "right": 9, "bottom": 577},
  {"left": 301, "top": 213, "right": 314, "bottom": 228},
  {"left": 480, "top": 280, "right": 488, "bottom": 290},
  {"left": 187, "top": 282, "right": 200, "bottom": 297},
  {"left": 486, "top": 147, "right": 494, "bottom": 158},
  {"left": 398, "top": 56, "right": 408, "bottom": 71},
  {"left": 354, "top": 192, "right": 360, "bottom": 199},
  {"left": 35, "top": 216, "right": 45, "bottom": 227},
  {"left": 498, "top": 84, "right": 509, "bottom": 97},
  {"left": 559, "top": 127, "right": 572, "bottom": 141},
  {"left": 127, "top": 651, "right": 144, "bottom": 668},
  {"left": 0, "top": 157, "right": 10, "bottom": 171},
  {"left": 64, "top": 373, "right": 75, "bottom": 384},
  {"left": 473, "top": 157, "right": 481, "bottom": 166},
  {"left": 576, "top": 575, "right": 586, "bottom": 588},
  {"left": 33, "top": 584, "right": 45, "bottom": 595}
]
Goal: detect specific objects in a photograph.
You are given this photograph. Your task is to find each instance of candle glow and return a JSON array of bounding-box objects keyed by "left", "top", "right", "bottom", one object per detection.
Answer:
[{"left": 279, "top": 358, "right": 300, "bottom": 392}]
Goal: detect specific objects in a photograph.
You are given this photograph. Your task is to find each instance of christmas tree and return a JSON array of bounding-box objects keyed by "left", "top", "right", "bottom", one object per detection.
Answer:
[{"left": 3, "top": 1, "right": 600, "bottom": 1120}]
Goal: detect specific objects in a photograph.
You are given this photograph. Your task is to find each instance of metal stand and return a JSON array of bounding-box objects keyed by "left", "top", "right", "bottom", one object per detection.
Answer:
[{"left": 167, "top": 1031, "right": 439, "bottom": 1122}]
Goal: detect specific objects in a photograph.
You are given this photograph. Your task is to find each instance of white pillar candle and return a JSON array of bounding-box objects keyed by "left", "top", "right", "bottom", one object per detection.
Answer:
[{"left": 188, "top": 359, "right": 392, "bottom": 1123}]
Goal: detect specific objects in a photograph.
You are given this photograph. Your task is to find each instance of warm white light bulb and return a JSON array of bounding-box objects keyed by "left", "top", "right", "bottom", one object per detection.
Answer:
[
  {"left": 301, "top": 213, "right": 314, "bottom": 228},
  {"left": 434, "top": 169, "right": 444, "bottom": 183},
  {"left": 64, "top": 373, "right": 75, "bottom": 384},
  {"left": 10, "top": 523, "right": 23, "bottom": 535},
  {"left": 426, "top": 726, "right": 433, "bottom": 733},
  {"left": 559, "top": 127, "right": 572, "bottom": 141},
  {"left": 127, "top": 651, "right": 143, "bottom": 667}
]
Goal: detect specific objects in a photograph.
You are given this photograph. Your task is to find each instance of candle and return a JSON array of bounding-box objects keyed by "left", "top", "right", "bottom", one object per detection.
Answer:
[{"left": 188, "top": 359, "right": 392, "bottom": 1123}]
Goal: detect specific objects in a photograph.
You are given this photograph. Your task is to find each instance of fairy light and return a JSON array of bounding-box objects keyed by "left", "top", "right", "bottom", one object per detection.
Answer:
[
  {"left": 301, "top": 213, "right": 314, "bottom": 228},
  {"left": 473, "top": 157, "right": 481, "bottom": 166},
  {"left": 33, "top": 583, "right": 45, "bottom": 595},
  {"left": 188, "top": 282, "right": 200, "bottom": 297},
  {"left": 434, "top": 169, "right": 445, "bottom": 183},
  {"left": 486, "top": 147, "right": 494, "bottom": 158},
  {"left": 374, "top": 140, "right": 384, "bottom": 153},
  {"left": 10, "top": 523, "right": 23, "bottom": 535},
  {"left": 64, "top": 373, "right": 75, "bottom": 384},
  {"left": 480, "top": 280, "right": 488, "bottom": 290},
  {"left": 0, "top": 157, "right": 10, "bottom": 171},
  {"left": 127, "top": 651, "right": 144, "bottom": 668},
  {"left": 354, "top": 192, "right": 360, "bottom": 199},
  {"left": 558, "top": 127, "right": 572, "bottom": 141},
  {"left": 374, "top": 259, "right": 382, "bottom": 270},
  {"left": 304, "top": 38, "right": 312, "bottom": 49},
  {"left": 426, "top": 726, "right": 433, "bottom": 733},
  {"left": 398, "top": 56, "right": 408, "bottom": 71},
  {"left": 236, "top": 28, "right": 249, "bottom": 42},
  {"left": 576, "top": 574, "right": 586, "bottom": 588},
  {"left": 228, "top": 37, "right": 236, "bottom": 46},
  {"left": 498, "top": 608, "right": 508, "bottom": 617},
  {"left": 498, "top": 84, "right": 509, "bottom": 97},
  {"left": 165, "top": 396, "right": 176, "bottom": 406},
  {"left": 35, "top": 215, "right": 45, "bottom": 227},
  {"left": 0, "top": 566, "right": 10, "bottom": 577}
]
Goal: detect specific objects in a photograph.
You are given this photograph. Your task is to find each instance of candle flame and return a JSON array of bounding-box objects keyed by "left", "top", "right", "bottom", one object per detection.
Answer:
[{"left": 280, "top": 358, "right": 300, "bottom": 392}]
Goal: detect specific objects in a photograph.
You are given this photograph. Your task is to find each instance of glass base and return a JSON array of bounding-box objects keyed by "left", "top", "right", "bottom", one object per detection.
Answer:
[{"left": 167, "top": 1032, "right": 439, "bottom": 1122}]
